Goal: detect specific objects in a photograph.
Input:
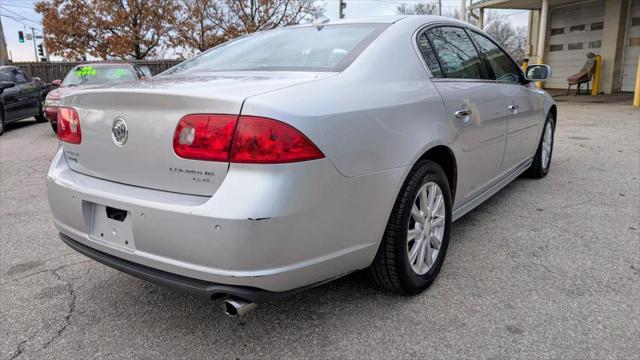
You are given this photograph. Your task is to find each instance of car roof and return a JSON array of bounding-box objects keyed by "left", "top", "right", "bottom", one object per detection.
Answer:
[
  {"left": 73, "top": 62, "right": 134, "bottom": 68},
  {"left": 321, "top": 15, "right": 407, "bottom": 24},
  {"left": 289, "top": 15, "right": 472, "bottom": 30}
]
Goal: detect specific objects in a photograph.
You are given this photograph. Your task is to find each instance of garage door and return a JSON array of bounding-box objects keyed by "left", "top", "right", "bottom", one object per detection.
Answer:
[
  {"left": 621, "top": 0, "right": 640, "bottom": 92},
  {"left": 545, "top": 1, "right": 605, "bottom": 89}
]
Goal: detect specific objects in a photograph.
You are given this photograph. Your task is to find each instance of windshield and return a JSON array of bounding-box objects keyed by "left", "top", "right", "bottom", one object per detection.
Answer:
[
  {"left": 165, "top": 24, "right": 387, "bottom": 74},
  {"left": 62, "top": 65, "right": 136, "bottom": 86}
]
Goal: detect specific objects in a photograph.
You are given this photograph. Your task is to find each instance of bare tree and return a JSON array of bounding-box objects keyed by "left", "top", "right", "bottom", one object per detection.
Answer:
[
  {"left": 397, "top": 2, "right": 459, "bottom": 19},
  {"left": 397, "top": 2, "right": 438, "bottom": 15},
  {"left": 170, "top": 0, "right": 323, "bottom": 56},
  {"left": 483, "top": 11, "right": 527, "bottom": 62},
  {"left": 170, "top": 0, "right": 227, "bottom": 57}
]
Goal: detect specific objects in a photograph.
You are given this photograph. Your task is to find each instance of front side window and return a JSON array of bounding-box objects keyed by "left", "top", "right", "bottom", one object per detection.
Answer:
[
  {"left": 468, "top": 31, "right": 521, "bottom": 84},
  {"left": 426, "top": 27, "right": 486, "bottom": 79},
  {"left": 164, "top": 24, "right": 386, "bottom": 74},
  {"left": 12, "top": 69, "right": 28, "bottom": 83}
]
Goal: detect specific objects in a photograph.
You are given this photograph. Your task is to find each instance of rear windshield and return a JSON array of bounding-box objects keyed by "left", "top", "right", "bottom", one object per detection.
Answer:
[
  {"left": 165, "top": 24, "right": 387, "bottom": 74},
  {"left": 63, "top": 65, "right": 136, "bottom": 86}
]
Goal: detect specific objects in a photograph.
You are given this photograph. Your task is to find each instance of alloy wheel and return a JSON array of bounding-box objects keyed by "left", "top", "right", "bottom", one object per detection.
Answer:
[
  {"left": 541, "top": 121, "right": 553, "bottom": 170},
  {"left": 407, "top": 181, "right": 446, "bottom": 275}
]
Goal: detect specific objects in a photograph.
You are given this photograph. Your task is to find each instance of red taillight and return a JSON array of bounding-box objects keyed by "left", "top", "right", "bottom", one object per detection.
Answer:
[
  {"left": 173, "top": 114, "right": 237, "bottom": 161},
  {"left": 172, "top": 114, "right": 324, "bottom": 164},
  {"left": 230, "top": 116, "right": 324, "bottom": 163},
  {"left": 57, "top": 107, "right": 81, "bottom": 144}
]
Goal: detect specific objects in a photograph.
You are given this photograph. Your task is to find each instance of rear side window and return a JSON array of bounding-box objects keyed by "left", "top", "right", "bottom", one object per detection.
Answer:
[
  {"left": 0, "top": 68, "right": 12, "bottom": 82},
  {"left": 468, "top": 31, "right": 521, "bottom": 84},
  {"left": 417, "top": 33, "right": 443, "bottom": 77},
  {"left": 426, "top": 27, "right": 486, "bottom": 79},
  {"left": 165, "top": 24, "right": 387, "bottom": 74}
]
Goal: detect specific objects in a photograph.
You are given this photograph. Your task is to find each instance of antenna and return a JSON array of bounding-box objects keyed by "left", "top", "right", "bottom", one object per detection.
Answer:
[{"left": 312, "top": 16, "right": 330, "bottom": 28}]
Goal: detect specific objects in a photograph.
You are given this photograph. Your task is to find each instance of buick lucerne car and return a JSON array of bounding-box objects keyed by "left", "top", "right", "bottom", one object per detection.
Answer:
[
  {"left": 47, "top": 16, "right": 556, "bottom": 317},
  {"left": 45, "top": 63, "right": 149, "bottom": 133}
]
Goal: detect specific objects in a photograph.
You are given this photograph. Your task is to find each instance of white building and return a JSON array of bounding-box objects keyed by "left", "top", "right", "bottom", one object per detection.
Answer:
[{"left": 471, "top": 0, "right": 639, "bottom": 93}]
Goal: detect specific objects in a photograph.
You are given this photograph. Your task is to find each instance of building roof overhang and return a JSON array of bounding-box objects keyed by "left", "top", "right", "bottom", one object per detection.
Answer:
[{"left": 469, "top": 0, "right": 586, "bottom": 10}]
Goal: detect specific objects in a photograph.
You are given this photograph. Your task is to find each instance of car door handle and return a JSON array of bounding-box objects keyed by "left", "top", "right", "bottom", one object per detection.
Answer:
[
  {"left": 454, "top": 109, "right": 472, "bottom": 119},
  {"left": 508, "top": 104, "right": 520, "bottom": 111}
]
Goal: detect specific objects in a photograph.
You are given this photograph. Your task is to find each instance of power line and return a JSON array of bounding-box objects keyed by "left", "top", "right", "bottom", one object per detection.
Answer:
[
  {"left": 0, "top": 5, "right": 42, "bottom": 28},
  {"left": 0, "top": 3, "right": 34, "bottom": 9}
]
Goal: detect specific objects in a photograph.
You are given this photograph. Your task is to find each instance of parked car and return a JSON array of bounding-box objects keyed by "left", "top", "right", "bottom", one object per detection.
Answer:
[
  {"left": 45, "top": 62, "right": 149, "bottom": 133},
  {"left": 47, "top": 16, "right": 556, "bottom": 317},
  {"left": 0, "top": 66, "right": 48, "bottom": 135}
]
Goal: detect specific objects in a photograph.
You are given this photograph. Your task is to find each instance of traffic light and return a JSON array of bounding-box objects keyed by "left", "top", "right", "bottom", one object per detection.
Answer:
[
  {"left": 18, "top": 31, "right": 24, "bottom": 43},
  {"left": 339, "top": 0, "right": 347, "bottom": 18},
  {"left": 37, "top": 44, "right": 44, "bottom": 57}
]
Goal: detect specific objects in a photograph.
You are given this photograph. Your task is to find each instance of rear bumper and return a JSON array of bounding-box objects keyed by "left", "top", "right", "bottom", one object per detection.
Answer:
[
  {"left": 60, "top": 233, "right": 314, "bottom": 303},
  {"left": 47, "top": 147, "right": 405, "bottom": 292}
]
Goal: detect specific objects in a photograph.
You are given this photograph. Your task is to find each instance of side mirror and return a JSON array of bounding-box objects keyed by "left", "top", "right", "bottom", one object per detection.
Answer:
[
  {"left": 51, "top": 79, "right": 62, "bottom": 86},
  {"left": 524, "top": 64, "right": 552, "bottom": 81},
  {"left": 0, "top": 81, "right": 15, "bottom": 90}
]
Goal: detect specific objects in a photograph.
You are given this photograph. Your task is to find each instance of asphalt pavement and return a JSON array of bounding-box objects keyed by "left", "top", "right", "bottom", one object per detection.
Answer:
[{"left": 1, "top": 102, "right": 639, "bottom": 359}]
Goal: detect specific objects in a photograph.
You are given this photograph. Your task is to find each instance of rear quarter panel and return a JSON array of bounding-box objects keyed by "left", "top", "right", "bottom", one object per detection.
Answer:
[{"left": 241, "top": 19, "right": 456, "bottom": 178}]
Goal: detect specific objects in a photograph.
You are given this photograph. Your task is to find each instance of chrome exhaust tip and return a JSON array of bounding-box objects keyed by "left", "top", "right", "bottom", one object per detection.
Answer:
[{"left": 222, "top": 297, "right": 257, "bottom": 318}]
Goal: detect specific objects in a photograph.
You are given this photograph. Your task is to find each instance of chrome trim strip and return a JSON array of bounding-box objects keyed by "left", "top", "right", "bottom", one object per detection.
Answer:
[
  {"left": 452, "top": 157, "right": 533, "bottom": 221},
  {"left": 462, "top": 134, "right": 507, "bottom": 152},
  {"left": 507, "top": 122, "right": 539, "bottom": 135}
]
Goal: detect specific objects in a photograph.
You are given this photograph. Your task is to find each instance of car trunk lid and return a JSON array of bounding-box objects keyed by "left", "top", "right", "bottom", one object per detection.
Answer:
[{"left": 59, "top": 72, "right": 332, "bottom": 196}]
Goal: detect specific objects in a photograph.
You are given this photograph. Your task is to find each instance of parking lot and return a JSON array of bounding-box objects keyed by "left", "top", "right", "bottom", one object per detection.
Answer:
[{"left": 1, "top": 101, "right": 638, "bottom": 359}]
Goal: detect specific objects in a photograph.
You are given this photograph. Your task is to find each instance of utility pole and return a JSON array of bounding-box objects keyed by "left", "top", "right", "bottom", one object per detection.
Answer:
[
  {"left": 0, "top": 16, "right": 7, "bottom": 65},
  {"left": 338, "top": 0, "right": 346, "bottom": 19},
  {"left": 31, "top": 27, "right": 38, "bottom": 62},
  {"left": 438, "top": 0, "right": 442, "bottom": 16},
  {"left": 459, "top": 0, "right": 466, "bottom": 21}
]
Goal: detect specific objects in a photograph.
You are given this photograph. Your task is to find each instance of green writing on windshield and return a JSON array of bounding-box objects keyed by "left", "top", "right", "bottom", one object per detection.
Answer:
[
  {"left": 74, "top": 66, "right": 97, "bottom": 78},
  {"left": 109, "top": 69, "right": 128, "bottom": 78}
]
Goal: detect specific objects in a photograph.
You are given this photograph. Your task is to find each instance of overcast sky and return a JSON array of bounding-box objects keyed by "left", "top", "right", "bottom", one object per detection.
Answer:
[{"left": 1, "top": 0, "right": 529, "bottom": 62}]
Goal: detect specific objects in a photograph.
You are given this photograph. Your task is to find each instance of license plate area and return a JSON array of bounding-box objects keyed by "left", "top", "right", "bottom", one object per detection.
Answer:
[{"left": 88, "top": 202, "right": 135, "bottom": 250}]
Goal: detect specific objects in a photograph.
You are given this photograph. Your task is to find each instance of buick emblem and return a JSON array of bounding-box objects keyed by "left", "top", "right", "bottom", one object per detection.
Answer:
[{"left": 111, "top": 117, "right": 128, "bottom": 146}]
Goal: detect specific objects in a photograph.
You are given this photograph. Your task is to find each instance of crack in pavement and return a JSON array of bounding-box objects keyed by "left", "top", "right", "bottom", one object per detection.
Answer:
[
  {"left": 6, "top": 264, "right": 84, "bottom": 359},
  {"left": 41, "top": 269, "right": 76, "bottom": 351},
  {"left": 1, "top": 260, "right": 92, "bottom": 285}
]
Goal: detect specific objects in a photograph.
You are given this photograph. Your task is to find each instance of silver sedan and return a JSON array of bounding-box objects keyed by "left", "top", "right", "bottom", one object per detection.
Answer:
[{"left": 47, "top": 15, "right": 556, "bottom": 317}]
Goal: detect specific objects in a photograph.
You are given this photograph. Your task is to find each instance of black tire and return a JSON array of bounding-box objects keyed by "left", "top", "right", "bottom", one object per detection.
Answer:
[
  {"left": 367, "top": 160, "right": 452, "bottom": 295},
  {"left": 0, "top": 109, "right": 5, "bottom": 136},
  {"left": 34, "top": 100, "right": 47, "bottom": 123},
  {"left": 524, "top": 112, "right": 555, "bottom": 179},
  {"left": 51, "top": 122, "right": 57, "bottom": 134}
]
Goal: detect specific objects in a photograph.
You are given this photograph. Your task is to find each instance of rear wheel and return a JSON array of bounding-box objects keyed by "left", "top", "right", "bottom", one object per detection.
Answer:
[
  {"left": 368, "top": 160, "right": 452, "bottom": 294},
  {"left": 525, "top": 113, "right": 555, "bottom": 178}
]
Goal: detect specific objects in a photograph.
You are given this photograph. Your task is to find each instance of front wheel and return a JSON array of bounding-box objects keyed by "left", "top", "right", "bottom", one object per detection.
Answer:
[
  {"left": 525, "top": 113, "right": 555, "bottom": 178},
  {"left": 368, "top": 160, "right": 452, "bottom": 295}
]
